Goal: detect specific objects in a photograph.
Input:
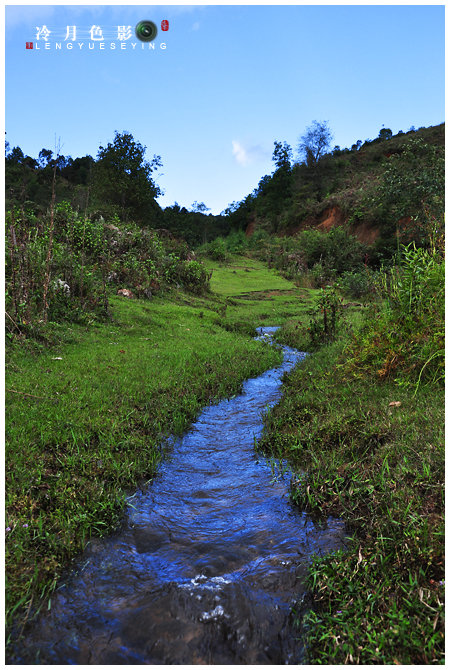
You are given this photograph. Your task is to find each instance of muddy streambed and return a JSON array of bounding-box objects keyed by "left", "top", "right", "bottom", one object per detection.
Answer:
[{"left": 13, "top": 327, "right": 347, "bottom": 664}]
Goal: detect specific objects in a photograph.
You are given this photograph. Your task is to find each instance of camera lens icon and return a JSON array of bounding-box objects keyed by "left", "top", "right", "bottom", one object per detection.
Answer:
[{"left": 135, "top": 20, "right": 158, "bottom": 42}]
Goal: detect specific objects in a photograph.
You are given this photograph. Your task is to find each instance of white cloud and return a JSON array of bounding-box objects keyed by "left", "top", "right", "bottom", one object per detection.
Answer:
[
  {"left": 232, "top": 139, "right": 269, "bottom": 167},
  {"left": 232, "top": 140, "right": 249, "bottom": 166},
  {"left": 192, "top": 21, "right": 200, "bottom": 31}
]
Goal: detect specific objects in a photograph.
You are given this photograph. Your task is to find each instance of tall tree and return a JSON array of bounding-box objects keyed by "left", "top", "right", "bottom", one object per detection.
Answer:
[
  {"left": 92, "top": 131, "right": 162, "bottom": 223},
  {"left": 297, "top": 120, "right": 333, "bottom": 166},
  {"left": 191, "top": 202, "right": 211, "bottom": 244}
]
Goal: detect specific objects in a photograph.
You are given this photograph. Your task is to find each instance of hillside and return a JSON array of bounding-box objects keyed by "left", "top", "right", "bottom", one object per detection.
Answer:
[
  {"left": 228, "top": 123, "right": 444, "bottom": 260},
  {"left": 6, "top": 123, "right": 444, "bottom": 261}
]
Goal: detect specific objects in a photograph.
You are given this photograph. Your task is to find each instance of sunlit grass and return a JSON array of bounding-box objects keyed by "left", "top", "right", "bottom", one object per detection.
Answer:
[
  {"left": 202, "top": 255, "right": 316, "bottom": 334},
  {"left": 204, "top": 254, "right": 299, "bottom": 296},
  {"left": 6, "top": 290, "right": 286, "bottom": 638}
]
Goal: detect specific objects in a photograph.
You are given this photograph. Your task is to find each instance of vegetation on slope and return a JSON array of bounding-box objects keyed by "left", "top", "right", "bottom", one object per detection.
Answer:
[
  {"left": 226, "top": 123, "right": 444, "bottom": 262},
  {"left": 258, "top": 236, "right": 445, "bottom": 664}
]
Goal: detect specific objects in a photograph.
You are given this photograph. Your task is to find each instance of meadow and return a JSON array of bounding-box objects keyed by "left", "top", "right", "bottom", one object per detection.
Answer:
[
  {"left": 6, "top": 249, "right": 444, "bottom": 664},
  {"left": 5, "top": 256, "right": 311, "bottom": 641}
]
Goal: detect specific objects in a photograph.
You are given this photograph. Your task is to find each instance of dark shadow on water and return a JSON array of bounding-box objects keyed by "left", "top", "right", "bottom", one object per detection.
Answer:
[{"left": 11, "top": 327, "right": 347, "bottom": 664}]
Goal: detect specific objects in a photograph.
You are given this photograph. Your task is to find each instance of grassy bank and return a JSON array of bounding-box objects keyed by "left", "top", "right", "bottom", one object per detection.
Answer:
[
  {"left": 258, "top": 250, "right": 444, "bottom": 663},
  {"left": 6, "top": 256, "right": 314, "bottom": 644}
]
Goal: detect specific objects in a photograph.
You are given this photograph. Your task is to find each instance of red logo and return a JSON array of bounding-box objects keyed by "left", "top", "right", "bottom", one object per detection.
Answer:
[
  {"left": 26, "top": 42, "right": 33, "bottom": 49},
  {"left": 161, "top": 20, "right": 169, "bottom": 31}
]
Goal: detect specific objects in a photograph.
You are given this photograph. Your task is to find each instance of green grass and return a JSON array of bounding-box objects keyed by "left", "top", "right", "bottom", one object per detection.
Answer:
[
  {"left": 204, "top": 254, "right": 296, "bottom": 296},
  {"left": 258, "top": 315, "right": 444, "bottom": 664},
  {"left": 8, "top": 250, "right": 443, "bottom": 664},
  {"left": 203, "top": 255, "right": 315, "bottom": 334},
  {"left": 5, "top": 289, "right": 286, "bottom": 638},
  {"left": 6, "top": 259, "right": 316, "bottom": 646}
]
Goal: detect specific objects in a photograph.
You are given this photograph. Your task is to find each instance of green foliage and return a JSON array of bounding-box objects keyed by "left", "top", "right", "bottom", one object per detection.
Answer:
[
  {"left": 344, "top": 241, "right": 444, "bottom": 389},
  {"left": 307, "top": 286, "right": 344, "bottom": 347},
  {"left": 5, "top": 203, "right": 211, "bottom": 336},
  {"left": 224, "top": 229, "right": 247, "bottom": 254},
  {"left": 217, "top": 124, "right": 444, "bottom": 252},
  {"left": 92, "top": 131, "right": 162, "bottom": 224},
  {"left": 297, "top": 120, "right": 333, "bottom": 166},
  {"left": 176, "top": 260, "right": 211, "bottom": 294},
  {"left": 258, "top": 313, "right": 444, "bottom": 664},
  {"left": 5, "top": 206, "right": 108, "bottom": 328},
  {"left": 337, "top": 268, "right": 377, "bottom": 300},
  {"left": 250, "top": 227, "right": 368, "bottom": 286},
  {"left": 359, "top": 137, "right": 444, "bottom": 248},
  {"left": 199, "top": 236, "right": 229, "bottom": 261}
]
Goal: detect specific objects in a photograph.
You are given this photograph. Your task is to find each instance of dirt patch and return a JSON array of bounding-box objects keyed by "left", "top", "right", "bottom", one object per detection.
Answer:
[{"left": 317, "top": 206, "right": 346, "bottom": 231}]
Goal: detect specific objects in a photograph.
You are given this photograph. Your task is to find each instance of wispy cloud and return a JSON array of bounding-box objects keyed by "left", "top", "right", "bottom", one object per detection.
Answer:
[
  {"left": 232, "top": 140, "right": 269, "bottom": 167},
  {"left": 191, "top": 21, "right": 200, "bottom": 31}
]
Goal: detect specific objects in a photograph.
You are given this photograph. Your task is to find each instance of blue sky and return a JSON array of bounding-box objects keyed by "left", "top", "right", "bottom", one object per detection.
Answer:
[{"left": 5, "top": 4, "right": 445, "bottom": 214}]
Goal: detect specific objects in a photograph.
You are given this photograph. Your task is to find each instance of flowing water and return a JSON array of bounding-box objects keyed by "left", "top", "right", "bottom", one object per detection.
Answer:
[{"left": 13, "top": 327, "right": 346, "bottom": 664}]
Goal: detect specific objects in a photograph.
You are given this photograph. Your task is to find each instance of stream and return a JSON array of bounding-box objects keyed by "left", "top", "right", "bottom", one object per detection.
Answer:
[{"left": 13, "top": 327, "right": 346, "bottom": 664}]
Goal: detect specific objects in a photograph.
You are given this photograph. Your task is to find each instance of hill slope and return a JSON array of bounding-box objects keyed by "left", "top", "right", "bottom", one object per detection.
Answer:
[{"left": 228, "top": 123, "right": 444, "bottom": 256}]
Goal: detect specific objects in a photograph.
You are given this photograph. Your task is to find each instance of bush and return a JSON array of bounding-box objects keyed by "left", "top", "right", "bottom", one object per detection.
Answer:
[
  {"left": 5, "top": 204, "right": 211, "bottom": 335},
  {"left": 200, "top": 237, "right": 229, "bottom": 261},
  {"left": 307, "top": 287, "right": 344, "bottom": 348},
  {"left": 224, "top": 229, "right": 248, "bottom": 254},
  {"left": 176, "top": 260, "right": 211, "bottom": 294},
  {"left": 344, "top": 241, "right": 444, "bottom": 388},
  {"left": 337, "top": 268, "right": 377, "bottom": 300}
]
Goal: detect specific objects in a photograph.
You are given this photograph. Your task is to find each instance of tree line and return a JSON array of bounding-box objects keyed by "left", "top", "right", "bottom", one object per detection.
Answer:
[
  {"left": 6, "top": 119, "right": 444, "bottom": 260},
  {"left": 5, "top": 131, "right": 231, "bottom": 247}
]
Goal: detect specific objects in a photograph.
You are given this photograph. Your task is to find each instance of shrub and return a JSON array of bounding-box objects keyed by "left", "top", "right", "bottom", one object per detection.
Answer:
[
  {"left": 200, "top": 237, "right": 229, "bottom": 261},
  {"left": 225, "top": 229, "right": 248, "bottom": 254},
  {"left": 337, "top": 268, "right": 377, "bottom": 300},
  {"left": 307, "top": 287, "right": 344, "bottom": 348},
  {"left": 344, "top": 241, "right": 444, "bottom": 388},
  {"left": 5, "top": 204, "right": 211, "bottom": 336},
  {"left": 176, "top": 260, "right": 211, "bottom": 294}
]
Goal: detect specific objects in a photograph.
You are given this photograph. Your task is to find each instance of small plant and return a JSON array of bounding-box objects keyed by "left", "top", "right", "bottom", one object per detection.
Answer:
[
  {"left": 344, "top": 239, "right": 444, "bottom": 388},
  {"left": 307, "top": 286, "right": 343, "bottom": 347},
  {"left": 176, "top": 260, "right": 211, "bottom": 294}
]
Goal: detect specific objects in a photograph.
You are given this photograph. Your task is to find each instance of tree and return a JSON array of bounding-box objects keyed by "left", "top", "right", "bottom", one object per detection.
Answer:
[
  {"left": 38, "top": 148, "right": 53, "bottom": 168},
  {"left": 378, "top": 127, "right": 393, "bottom": 142},
  {"left": 265, "top": 141, "right": 293, "bottom": 216},
  {"left": 92, "top": 131, "right": 162, "bottom": 223},
  {"left": 191, "top": 201, "right": 210, "bottom": 214},
  {"left": 6, "top": 146, "right": 25, "bottom": 165},
  {"left": 272, "top": 141, "right": 292, "bottom": 170},
  {"left": 191, "top": 202, "right": 211, "bottom": 244},
  {"left": 297, "top": 120, "right": 333, "bottom": 166}
]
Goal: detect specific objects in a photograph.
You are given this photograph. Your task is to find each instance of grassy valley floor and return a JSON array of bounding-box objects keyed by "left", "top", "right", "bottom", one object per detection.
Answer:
[
  {"left": 6, "top": 254, "right": 444, "bottom": 664},
  {"left": 5, "top": 256, "right": 312, "bottom": 645}
]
